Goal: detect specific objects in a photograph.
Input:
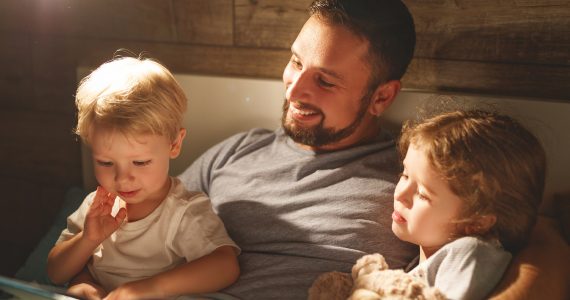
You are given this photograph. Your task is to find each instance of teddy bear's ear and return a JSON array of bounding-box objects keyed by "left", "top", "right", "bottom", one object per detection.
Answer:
[
  {"left": 352, "top": 269, "right": 448, "bottom": 300},
  {"left": 349, "top": 288, "right": 382, "bottom": 300},
  {"left": 308, "top": 271, "right": 353, "bottom": 300},
  {"left": 352, "top": 253, "right": 389, "bottom": 279}
]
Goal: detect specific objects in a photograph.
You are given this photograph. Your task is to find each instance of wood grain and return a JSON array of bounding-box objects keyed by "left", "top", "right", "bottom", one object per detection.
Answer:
[
  {"left": 30, "top": 0, "right": 176, "bottom": 42},
  {"left": 235, "top": 0, "right": 312, "bottom": 48},
  {"left": 174, "top": 0, "right": 234, "bottom": 45},
  {"left": 406, "top": 1, "right": 570, "bottom": 65}
]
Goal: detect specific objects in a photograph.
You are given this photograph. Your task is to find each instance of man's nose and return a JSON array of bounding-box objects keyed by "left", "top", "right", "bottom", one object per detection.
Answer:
[{"left": 285, "top": 70, "right": 312, "bottom": 102}]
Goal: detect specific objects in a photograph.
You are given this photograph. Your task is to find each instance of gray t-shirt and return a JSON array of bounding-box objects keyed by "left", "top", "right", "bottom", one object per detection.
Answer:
[{"left": 178, "top": 127, "right": 417, "bottom": 300}]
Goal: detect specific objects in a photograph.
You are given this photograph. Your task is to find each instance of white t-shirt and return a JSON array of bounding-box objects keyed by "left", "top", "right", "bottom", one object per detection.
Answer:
[
  {"left": 409, "top": 236, "right": 511, "bottom": 300},
  {"left": 57, "top": 177, "right": 240, "bottom": 291}
]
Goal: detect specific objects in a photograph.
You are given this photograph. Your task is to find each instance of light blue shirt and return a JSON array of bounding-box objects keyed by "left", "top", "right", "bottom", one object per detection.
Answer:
[{"left": 410, "top": 236, "right": 511, "bottom": 300}]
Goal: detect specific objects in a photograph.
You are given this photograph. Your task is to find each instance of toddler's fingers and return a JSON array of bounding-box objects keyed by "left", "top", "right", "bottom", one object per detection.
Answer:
[
  {"left": 94, "top": 186, "right": 117, "bottom": 207},
  {"left": 100, "top": 201, "right": 114, "bottom": 216},
  {"left": 93, "top": 186, "right": 114, "bottom": 208},
  {"left": 115, "top": 208, "right": 127, "bottom": 225},
  {"left": 92, "top": 186, "right": 107, "bottom": 207}
]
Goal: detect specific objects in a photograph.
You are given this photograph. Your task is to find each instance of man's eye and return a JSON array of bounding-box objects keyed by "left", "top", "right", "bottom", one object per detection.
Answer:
[
  {"left": 290, "top": 58, "right": 302, "bottom": 69},
  {"left": 133, "top": 160, "right": 151, "bottom": 166},
  {"left": 96, "top": 161, "right": 113, "bottom": 167}
]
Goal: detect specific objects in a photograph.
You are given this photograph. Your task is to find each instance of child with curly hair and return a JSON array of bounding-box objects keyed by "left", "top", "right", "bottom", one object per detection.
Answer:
[{"left": 393, "top": 109, "right": 546, "bottom": 299}]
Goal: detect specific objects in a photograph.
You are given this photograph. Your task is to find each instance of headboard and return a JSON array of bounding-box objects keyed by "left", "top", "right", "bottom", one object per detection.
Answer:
[{"left": 80, "top": 73, "right": 570, "bottom": 202}]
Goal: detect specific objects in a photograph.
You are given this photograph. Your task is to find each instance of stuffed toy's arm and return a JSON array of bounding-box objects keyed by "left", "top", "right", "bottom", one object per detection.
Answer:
[{"left": 308, "top": 254, "right": 447, "bottom": 300}]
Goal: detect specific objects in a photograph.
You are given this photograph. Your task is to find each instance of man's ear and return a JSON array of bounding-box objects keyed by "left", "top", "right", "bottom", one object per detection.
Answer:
[
  {"left": 368, "top": 80, "right": 401, "bottom": 117},
  {"left": 170, "top": 128, "right": 186, "bottom": 159}
]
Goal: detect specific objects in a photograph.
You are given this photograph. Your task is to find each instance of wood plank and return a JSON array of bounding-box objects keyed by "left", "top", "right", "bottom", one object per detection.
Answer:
[
  {"left": 0, "top": 34, "right": 33, "bottom": 107},
  {"left": 403, "top": 58, "right": 570, "bottom": 101},
  {"left": 32, "top": 36, "right": 79, "bottom": 85},
  {"left": 235, "top": 0, "right": 312, "bottom": 48},
  {"left": 233, "top": 0, "right": 569, "bottom": 66},
  {"left": 174, "top": 0, "right": 233, "bottom": 46},
  {"left": 0, "top": 34, "right": 32, "bottom": 82},
  {"left": 0, "top": 0, "right": 32, "bottom": 33},
  {"left": 514, "top": 0, "right": 567, "bottom": 7},
  {"left": 0, "top": 177, "right": 67, "bottom": 276},
  {"left": 73, "top": 39, "right": 291, "bottom": 79},
  {"left": 0, "top": 35, "right": 76, "bottom": 113},
  {"left": 32, "top": 83, "right": 77, "bottom": 114},
  {"left": 405, "top": 1, "right": 570, "bottom": 65},
  {"left": 72, "top": 39, "right": 570, "bottom": 101},
  {"left": 0, "top": 110, "right": 82, "bottom": 185},
  {"left": 30, "top": 0, "right": 176, "bottom": 42},
  {"left": 0, "top": 80, "right": 33, "bottom": 109}
]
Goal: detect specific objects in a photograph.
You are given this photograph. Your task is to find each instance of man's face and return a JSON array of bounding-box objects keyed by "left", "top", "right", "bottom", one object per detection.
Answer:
[{"left": 281, "top": 16, "right": 377, "bottom": 151}]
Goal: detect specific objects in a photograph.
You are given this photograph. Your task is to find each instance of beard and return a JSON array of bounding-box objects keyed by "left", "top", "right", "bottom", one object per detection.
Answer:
[{"left": 281, "top": 91, "right": 373, "bottom": 148}]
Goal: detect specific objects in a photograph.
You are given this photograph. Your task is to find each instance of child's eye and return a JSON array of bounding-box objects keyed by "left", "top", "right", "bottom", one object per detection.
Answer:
[
  {"left": 399, "top": 172, "right": 408, "bottom": 179},
  {"left": 418, "top": 193, "right": 431, "bottom": 202},
  {"left": 96, "top": 160, "right": 113, "bottom": 167},
  {"left": 133, "top": 160, "right": 151, "bottom": 166}
]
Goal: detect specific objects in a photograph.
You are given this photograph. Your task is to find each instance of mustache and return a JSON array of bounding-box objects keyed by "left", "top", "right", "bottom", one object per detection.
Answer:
[{"left": 283, "top": 99, "right": 322, "bottom": 114}]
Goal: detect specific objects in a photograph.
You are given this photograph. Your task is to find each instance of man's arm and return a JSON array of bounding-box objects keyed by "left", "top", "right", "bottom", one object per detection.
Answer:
[
  {"left": 104, "top": 246, "right": 239, "bottom": 300},
  {"left": 490, "top": 216, "right": 570, "bottom": 299}
]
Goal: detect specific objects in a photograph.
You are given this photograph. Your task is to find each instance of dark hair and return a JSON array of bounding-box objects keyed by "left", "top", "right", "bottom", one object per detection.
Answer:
[
  {"left": 309, "top": 0, "right": 416, "bottom": 87},
  {"left": 398, "top": 110, "right": 547, "bottom": 252}
]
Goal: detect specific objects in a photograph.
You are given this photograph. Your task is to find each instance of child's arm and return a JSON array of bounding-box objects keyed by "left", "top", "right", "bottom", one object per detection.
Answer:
[
  {"left": 47, "top": 186, "right": 127, "bottom": 284},
  {"left": 47, "top": 231, "right": 100, "bottom": 285},
  {"left": 104, "top": 245, "right": 239, "bottom": 300}
]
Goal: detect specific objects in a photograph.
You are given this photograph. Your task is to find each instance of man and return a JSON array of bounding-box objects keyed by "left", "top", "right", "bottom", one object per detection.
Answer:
[{"left": 179, "top": 0, "right": 418, "bottom": 299}]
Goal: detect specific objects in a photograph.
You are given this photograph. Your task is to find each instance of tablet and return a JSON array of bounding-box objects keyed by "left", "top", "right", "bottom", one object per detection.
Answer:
[{"left": 0, "top": 275, "right": 80, "bottom": 300}]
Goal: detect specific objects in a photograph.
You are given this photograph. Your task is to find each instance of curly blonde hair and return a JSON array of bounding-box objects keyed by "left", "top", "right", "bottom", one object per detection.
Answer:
[
  {"left": 75, "top": 56, "right": 187, "bottom": 144},
  {"left": 398, "top": 110, "right": 546, "bottom": 252}
]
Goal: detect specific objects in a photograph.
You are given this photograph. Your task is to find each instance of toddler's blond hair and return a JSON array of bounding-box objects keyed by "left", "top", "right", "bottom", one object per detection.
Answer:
[{"left": 75, "top": 56, "right": 187, "bottom": 144}]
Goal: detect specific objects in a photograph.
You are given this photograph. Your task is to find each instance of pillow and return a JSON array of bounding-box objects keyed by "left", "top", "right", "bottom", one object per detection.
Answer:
[{"left": 14, "top": 187, "right": 87, "bottom": 285}]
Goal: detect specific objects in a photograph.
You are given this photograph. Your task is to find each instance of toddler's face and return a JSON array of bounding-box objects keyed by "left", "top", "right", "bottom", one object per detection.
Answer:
[
  {"left": 90, "top": 127, "right": 176, "bottom": 207},
  {"left": 392, "top": 144, "right": 463, "bottom": 254}
]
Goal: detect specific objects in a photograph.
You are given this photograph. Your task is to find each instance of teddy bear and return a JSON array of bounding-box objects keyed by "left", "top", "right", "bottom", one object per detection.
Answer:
[{"left": 308, "top": 253, "right": 446, "bottom": 300}]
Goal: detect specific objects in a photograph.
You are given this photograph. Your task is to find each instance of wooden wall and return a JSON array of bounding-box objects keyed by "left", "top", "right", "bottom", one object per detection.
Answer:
[{"left": 0, "top": 0, "right": 568, "bottom": 275}]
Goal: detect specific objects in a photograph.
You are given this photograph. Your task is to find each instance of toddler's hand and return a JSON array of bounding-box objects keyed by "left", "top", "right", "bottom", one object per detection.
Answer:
[
  {"left": 84, "top": 186, "right": 127, "bottom": 244},
  {"left": 68, "top": 282, "right": 107, "bottom": 300},
  {"left": 103, "top": 280, "right": 160, "bottom": 300}
]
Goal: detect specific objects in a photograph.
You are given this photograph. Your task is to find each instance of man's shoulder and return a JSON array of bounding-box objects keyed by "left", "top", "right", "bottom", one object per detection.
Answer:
[{"left": 218, "top": 127, "right": 278, "bottom": 149}]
